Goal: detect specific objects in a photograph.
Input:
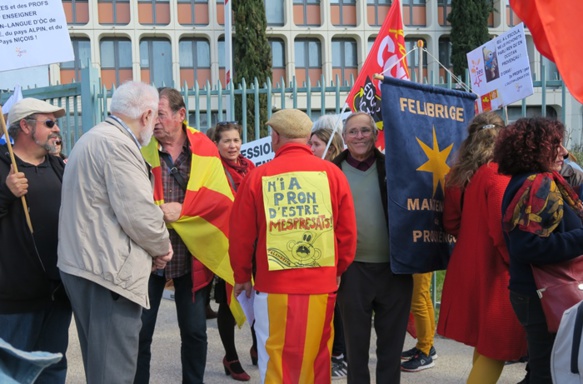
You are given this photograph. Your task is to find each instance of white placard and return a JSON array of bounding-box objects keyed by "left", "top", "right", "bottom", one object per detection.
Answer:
[
  {"left": 467, "top": 23, "right": 533, "bottom": 112},
  {"left": 0, "top": 0, "right": 73, "bottom": 72},
  {"left": 240, "top": 136, "right": 274, "bottom": 166}
]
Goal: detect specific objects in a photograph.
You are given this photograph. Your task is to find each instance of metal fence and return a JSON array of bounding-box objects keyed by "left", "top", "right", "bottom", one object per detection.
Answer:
[{"left": 0, "top": 66, "right": 570, "bottom": 152}]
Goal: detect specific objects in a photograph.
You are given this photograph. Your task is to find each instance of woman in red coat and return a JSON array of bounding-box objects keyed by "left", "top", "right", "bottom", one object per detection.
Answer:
[
  {"left": 210, "top": 121, "right": 256, "bottom": 381},
  {"left": 438, "top": 112, "right": 527, "bottom": 383}
]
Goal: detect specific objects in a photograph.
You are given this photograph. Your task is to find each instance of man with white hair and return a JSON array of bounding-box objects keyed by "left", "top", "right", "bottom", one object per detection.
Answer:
[
  {"left": 0, "top": 97, "right": 70, "bottom": 383},
  {"left": 58, "top": 81, "right": 173, "bottom": 384},
  {"left": 333, "top": 111, "right": 413, "bottom": 384}
]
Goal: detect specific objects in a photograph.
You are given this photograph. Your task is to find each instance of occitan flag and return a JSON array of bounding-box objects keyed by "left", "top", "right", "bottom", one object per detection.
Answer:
[{"left": 142, "top": 124, "right": 246, "bottom": 326}]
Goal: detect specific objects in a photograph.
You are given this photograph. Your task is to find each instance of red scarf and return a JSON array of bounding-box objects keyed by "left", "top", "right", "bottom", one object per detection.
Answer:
[
  {"left": 221, "top": 154, "right": 255, "bottom": 191},
  {"left": 502, "top": 171, "right": 583, "bottom": 237}
]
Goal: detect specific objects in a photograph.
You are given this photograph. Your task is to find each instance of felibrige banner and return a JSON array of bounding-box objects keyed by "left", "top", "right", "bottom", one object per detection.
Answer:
[{"left": 381, "top": 77, "right": 476, "bottom": 273}]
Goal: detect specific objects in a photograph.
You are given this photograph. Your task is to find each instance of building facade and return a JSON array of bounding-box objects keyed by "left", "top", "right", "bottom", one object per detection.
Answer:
[{"left": 42, "top": 0, "right": 583, "bottom": 144}]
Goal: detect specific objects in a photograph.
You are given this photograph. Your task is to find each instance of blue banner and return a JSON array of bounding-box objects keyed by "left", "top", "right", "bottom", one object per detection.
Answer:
[{"left": 381, "top": 77, "right": 476, "bottom": 273}]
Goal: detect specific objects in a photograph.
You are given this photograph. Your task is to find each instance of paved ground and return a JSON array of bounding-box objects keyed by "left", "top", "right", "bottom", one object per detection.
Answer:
[{"left": 65, "top": 295, "right": 527, "bottom": 383}]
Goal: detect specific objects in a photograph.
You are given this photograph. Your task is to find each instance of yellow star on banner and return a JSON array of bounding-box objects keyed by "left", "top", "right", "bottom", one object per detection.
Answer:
[{"left": 416, "top": 127, "right": 453, "bottom": 196}]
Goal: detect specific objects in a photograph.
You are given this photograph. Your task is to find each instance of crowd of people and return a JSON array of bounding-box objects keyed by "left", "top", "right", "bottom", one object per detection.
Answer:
[{"left": 0, "top": 81, "right": 581, "bottom": 384}]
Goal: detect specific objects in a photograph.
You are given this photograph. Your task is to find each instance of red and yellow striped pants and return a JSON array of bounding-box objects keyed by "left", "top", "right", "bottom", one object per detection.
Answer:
[{"left": 254, "top": 291, "right": 336, "bottom": 384}]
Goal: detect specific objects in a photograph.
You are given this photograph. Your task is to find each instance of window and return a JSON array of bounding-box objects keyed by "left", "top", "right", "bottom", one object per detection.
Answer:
[
  {"left": 367, "top": 37, "right": 375, "bottom": 54},
  {"left": 331, "top": 0, "right": 356, "bottom": 26},
  {"left": 97, "top": 0, "right": 130, "bottom": 25},
  {"left": 506, "top": 2, "right": 522, "bottom": 27},
  {"left": 177, "top": 0, "right": 209, "bottom": 26},
  {"left": 138, "top": 0, "right": 170, "bottom": 25},
  {"left": 438, "top": 36, "right": 453, "bottom": 82},
  {"left": 61, "top": 37, "right": 91, "bottom": 83},
  {"left": 295, "top": 38, "right": 322, "bottom": 86},
  {"left": 405, "top": 38, "right": 428, "bottom": 82},
  {"left": 179, "top": 38, "right": 212, "bottom": 88},
  {"left": 100, "top": 38, "right": 132, "bottom": 88},
  {"left": 264, "top": 0, "right": 284, "bottom": 26},
  {"left": 140, "top": 39, "right": 173, "bottom": 87},
  {"left": 542, "top": 57, "right": 560, "bottom": 82},
  {"left": 269, "top": 38, "right": 286, "bottom": 85},
  {"left": 62, "top": 0, "right": 89, "bottom": 25},
  {"left": 293, "top": 0, "right": 321, "bottom": 26},
  {"left": 402, "top": 0, "right": 426, "bottom": 27},
  {"left": 437, "top": 0, "right": 451, "bottom": 26},
  {"left": 218, "top": 38, "right": 233, "bottom": 86},
  {"left": 367, "top": 0, "right": 391, "bottom": 26},
  {"left": 332, "top": 39, "right": 357, "bottom": 85}
]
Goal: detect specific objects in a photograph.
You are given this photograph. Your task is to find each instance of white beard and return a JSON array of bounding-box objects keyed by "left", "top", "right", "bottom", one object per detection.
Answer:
[{"left": 139, "top": 120, "right": 155, "bottom": 146}]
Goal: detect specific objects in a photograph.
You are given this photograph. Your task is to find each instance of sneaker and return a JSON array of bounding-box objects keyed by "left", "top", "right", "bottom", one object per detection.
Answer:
[
  {"left": 401, "top": 352, "right": 435, "bottom": 372},
  {"left": 401, "top": 346, "right": 438, "bottom": 361},
  {"left": 331, "top": 356, "right": 348, "bottom": 380}
]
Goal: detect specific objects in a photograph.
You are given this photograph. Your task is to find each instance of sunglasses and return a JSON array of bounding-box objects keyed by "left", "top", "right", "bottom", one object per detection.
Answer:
[
  {"left": 55, "top": 140, "right": 62, "bottom": 145},
  {"left": 216, "top": 121, "right": 238, "bottom": 127},
  {"left": 28, "top": 118, "right": 57, "bottom": 128}
]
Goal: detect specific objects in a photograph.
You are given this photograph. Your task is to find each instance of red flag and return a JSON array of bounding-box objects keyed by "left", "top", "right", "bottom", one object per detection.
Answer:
[
  {"left": 345, "top": 0, "right": 410, "bottom": 150},
  {"left": 510, "top": 0, "right": 583, "bottom": 104}
]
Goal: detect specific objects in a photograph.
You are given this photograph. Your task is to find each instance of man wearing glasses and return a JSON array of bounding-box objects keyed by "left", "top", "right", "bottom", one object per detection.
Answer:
[
  {"left": 332, "top": 111, "right": 413, "bottom": 384},
  {"left": 0, "top": 98, "right": 71, "bottom": 383}
]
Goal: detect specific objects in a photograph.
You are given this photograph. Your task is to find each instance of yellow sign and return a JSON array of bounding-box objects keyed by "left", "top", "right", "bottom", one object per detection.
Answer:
[{"left": 262, "top": 171, "right": 335, "bottom": 271}]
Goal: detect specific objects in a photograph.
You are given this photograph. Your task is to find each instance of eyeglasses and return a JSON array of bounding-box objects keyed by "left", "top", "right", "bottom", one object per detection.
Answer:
[
  {"left": 28, "top": 119, "right": 57, "bottom": 128},
  {"left": 346, "top": 127, "right": 373, "bottom": 137}
]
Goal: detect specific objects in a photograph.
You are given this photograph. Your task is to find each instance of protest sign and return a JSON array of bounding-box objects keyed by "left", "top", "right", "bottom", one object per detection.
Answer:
[
  {"left": 0, "top": 0, "right": 73, "bottom": 72},
  {"left": 467, "top": 23, "right": 533, "bottom": 112},
  {"left": 241, "top": 136, "right": 274, "bottom": 166}
]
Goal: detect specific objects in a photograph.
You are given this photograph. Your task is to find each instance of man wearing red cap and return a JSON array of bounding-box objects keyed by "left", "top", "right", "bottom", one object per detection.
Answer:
[
  {"left": 0, "top": 98, "right": 71, "bottom": 383},
  {"left": 230, "top": 109, "right": 357, "bottom": 383}
]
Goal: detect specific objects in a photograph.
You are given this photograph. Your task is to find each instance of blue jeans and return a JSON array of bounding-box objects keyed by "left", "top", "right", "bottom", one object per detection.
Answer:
[
  {"left": 510, "top": 290, "right": 555, "bottom": 384},
  {"left": 0, "top": 337, "right": 63, "bottom": 384},
  {"left": 135, "top": 273, "right": 208, "bottom": 384},
  {"left": 0, "top": 301, "right": 72, "bottom": 384}
]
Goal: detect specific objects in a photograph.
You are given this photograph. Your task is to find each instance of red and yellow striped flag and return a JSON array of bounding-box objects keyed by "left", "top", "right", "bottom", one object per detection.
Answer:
[{"left": 142, "top": 124, "right": 246, "bottom": 326}]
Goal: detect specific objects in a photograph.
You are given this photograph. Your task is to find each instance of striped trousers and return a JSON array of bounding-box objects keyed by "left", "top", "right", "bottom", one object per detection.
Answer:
[{"left": 254, "top": 291, "right": 336, "bottom": 384}]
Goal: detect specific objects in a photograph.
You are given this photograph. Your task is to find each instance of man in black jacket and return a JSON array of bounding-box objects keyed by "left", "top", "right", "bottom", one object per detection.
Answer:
[{"left": 0, "top": 98, "right": 71, "bottom": 384}]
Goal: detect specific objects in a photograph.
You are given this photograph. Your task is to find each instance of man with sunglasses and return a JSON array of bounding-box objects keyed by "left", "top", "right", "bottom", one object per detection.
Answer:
[{"left": 0, "top": 98, "right": 71, "bottom": 383}]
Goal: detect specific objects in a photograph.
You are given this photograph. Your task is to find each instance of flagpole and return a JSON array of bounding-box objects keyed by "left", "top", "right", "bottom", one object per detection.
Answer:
[
  {"left": 0, "top": 105, "right": 33, "bottom": 233},
  {"left": 225, "top": 0, "right": 233, "bottom": 121},
  {"left": 417, "top": 40, "right": 424, "bottom": 84}
]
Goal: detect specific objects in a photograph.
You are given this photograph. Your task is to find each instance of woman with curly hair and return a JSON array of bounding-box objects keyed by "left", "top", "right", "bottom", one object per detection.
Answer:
[
  {"left": 494, "top": 117, "right": 583, "bottom": 384},
  {"left": 438, "top": 111, "right": 527, "bottom": 383}
]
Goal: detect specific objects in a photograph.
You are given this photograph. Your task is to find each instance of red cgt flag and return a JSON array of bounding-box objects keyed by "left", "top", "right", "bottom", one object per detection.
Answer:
[
  {"left": 510, "top": 0, "right": 583, "bottom": 104},
  {"left": 345, "top": 0, "right": 410, "bottom": 150}
]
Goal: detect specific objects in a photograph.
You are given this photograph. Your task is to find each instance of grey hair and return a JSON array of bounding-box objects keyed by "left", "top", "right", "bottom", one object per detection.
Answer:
[
  {"left": 8, "top": 113, "right": 37, "bottom": 142},
  {"left": 342, "top": 112, "right": 378, "bottom": 135},
  {"left": 110, "top": 81, "right": 159, "bottom": 119},
  {"left": 312, "top": 114, "right": 343, "bottom": 132}
]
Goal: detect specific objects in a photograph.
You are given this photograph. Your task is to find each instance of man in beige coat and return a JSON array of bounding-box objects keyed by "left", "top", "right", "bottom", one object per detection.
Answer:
[{"left": 58, "top": 81, "right": 173, "bottom": 384}]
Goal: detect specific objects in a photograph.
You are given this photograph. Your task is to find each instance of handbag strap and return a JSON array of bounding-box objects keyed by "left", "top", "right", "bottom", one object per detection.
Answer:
[
  {"left": 571, "top": 302, "right": 583, "bottom": 373},
  {"left": 161, "top": 154, "right": 187, "bottom": 192}
]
